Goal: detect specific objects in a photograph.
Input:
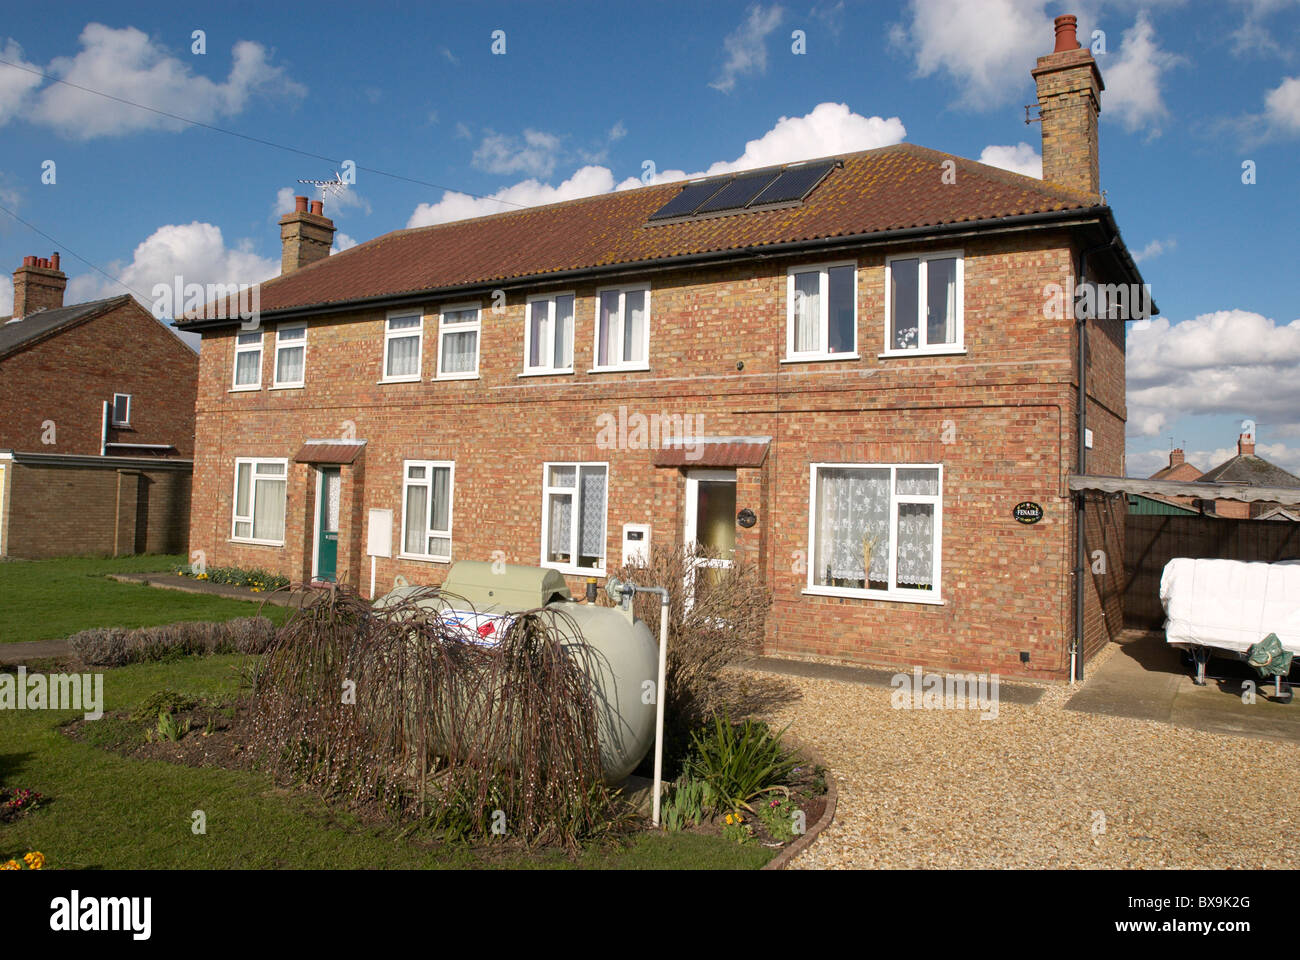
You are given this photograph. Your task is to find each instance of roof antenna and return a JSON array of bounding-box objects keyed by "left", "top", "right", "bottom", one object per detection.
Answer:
[{"left": 297, "top": 172, "right": 350, "bottom": 206}]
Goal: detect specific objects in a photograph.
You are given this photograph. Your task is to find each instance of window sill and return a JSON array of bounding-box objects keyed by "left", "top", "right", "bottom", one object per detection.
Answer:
[
  {"left": 587, "top": 365, "right": 649, "bottom": 374},
  {"left": 541, "top": 562, "right": 606, "bottom": 579},
  {"left": 377, "top": 376, "right": 422, "bottom": 385},
  {"left": 270, "top": 384, "right": 304, "bottom": 391},
  {"left": 397, "top": 553, "right": 451, "bottom": 564},
  {"left": 878, "top": 348, "right": 966, "bottom": 359},
  {"left": 228, "top": 537, "right": 285, "bottom": 548},
  {"left": 228, "top": 386, "right": 261, "bottom": 393},
  {"left": 802, "top": 586, "right": 944, "bottom": 606},
  {"left": 434, "top": 373, "right": 481, "bottom": 381},
  {"left": 518, "top": 369, "right": 576, "bottom": 378},
  {"left": 781, "top": 353, "right": 860, "bottom": 364}
]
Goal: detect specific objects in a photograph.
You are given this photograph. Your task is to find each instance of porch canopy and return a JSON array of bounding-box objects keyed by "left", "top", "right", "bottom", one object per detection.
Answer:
[
  {"left": 1068, "top": 474, "right": 1300, "bottom": 507},
  {"left": 652, "top": 436, "right": 770, "bottom": 469},
  {"left": 293, "top": 439, "right": 366, "bottom": 464}
]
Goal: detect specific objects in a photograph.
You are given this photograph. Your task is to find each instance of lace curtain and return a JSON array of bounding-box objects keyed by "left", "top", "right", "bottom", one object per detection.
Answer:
[
  {"left": 276, "top": 345, "right": 304, "bottom": 384},
  {"left": 926, "top": 257, "right": 957, "bottom": 346},
  {"left": 235, "top": 349, "right": 260, "bottom": 385},
  {"left": 441, "top": 331, "right": 477, "bottom": 373},
  {"left": 252, "top": 473, "right": 285, "bottom": 542},
  {"left": 579, "top": 468, "right": 606, "bottom": 557},
  {"left": 815, "top": 468, "right": 889, "bottom": 584},
  {"left": 896, "top": 503, "right": 934, "bottom": 587},
  {"left": 387, "top": 334, "right": 419, "bottom": 377},
  {"left": 794, "top": 271, "right": 820, "bottom": 353},
  {"left": 622, "top": 291, "right": 646, "bottom": 364}
]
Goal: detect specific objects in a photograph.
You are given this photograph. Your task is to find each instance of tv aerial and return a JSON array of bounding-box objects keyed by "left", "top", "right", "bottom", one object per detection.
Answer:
[{"left": 298, "top": 172, "right": 350, "bottom": 204}]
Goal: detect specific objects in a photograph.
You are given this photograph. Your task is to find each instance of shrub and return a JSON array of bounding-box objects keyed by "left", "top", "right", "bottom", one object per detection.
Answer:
[
  {"left": 610, "top": 544, "right": 771, "bottom": 739},
  {"left": 250, "top": 585, "right": 623, "bottom": 847},
  {"left": 129, "top": 690, "right": 198, "bottom": 723},
  {"left": 684, "top": 713, "right": 798, "bottom": 814},
  {"left": 69, "top": 617, "right": 276, "bottom": 667},
  {"left": 756, "top": 794, "right": 800, "bottom": 843}
]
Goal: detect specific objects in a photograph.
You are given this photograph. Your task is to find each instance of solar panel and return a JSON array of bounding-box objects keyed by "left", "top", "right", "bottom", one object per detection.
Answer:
[
  {"left": 693, "top": 169, "right": 783, "bottom": 214},
  {"left": 646, "top": 178, "right": 730, "bottom": 221},
  {"left": 751, "top": 161, "right": 836, "bottom": 206}
]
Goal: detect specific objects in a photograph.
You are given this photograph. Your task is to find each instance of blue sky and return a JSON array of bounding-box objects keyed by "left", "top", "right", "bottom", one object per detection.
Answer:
[{"left": 1, "top": 0, "right": 1298, "bottom": 476}]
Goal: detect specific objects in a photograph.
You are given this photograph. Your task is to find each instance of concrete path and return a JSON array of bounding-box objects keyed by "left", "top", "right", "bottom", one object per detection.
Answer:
[
  {"left": 0, "top": 638, "right": 71, "bottom": 665},
  {"left": 108, "top": 572, "right": 295, "bottom": 607},
  {"left": 1065, "top": 630, "right": 1300, "bottom": 746},
  {"left": 742, "top": 656, "right": 1045, "bottom": 705}
]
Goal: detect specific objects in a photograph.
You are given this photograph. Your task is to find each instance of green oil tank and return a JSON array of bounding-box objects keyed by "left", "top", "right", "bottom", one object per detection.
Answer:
[{"left": 376, "top": 561, "right": 658, "bottom": 783}]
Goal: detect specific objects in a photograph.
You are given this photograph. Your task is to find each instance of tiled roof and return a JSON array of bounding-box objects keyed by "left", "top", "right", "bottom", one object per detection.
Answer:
[
  {"left": 1197, "top": 454, "right": 1300, "bottom": 489},
  {"left": 0, "top": 296, "right": 133, "bottom": 359},
  {"left": 182, "top": 143, "right": 1100, "bottom": 323}
]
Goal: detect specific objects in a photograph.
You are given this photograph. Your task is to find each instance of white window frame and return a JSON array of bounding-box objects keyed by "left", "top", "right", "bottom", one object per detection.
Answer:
[
  {"left": 382, "top": 309, "right": 424, "bottom": 383},
  {"left": 784, "top": 261, "right": 859, "bottom": 362},
  {"left": 231, "top": 330, "right": 263, "bottom": 391},
  {"left": 230, "top": 457, "right": 289, "bottom": 546},
  {"left": 590, "top": 284, "right": 651, "bottom": 373},
  {"left": 436, "top": 302, "right": 481, "bottom": 380},
  {"left": 110, "top": 393, "right": 131, "bottom": 427},
  {"left": 882, "top": 250, "right": 965, "bottom": 357},
  {"left": 399, "top": 460, "right": 455, "bottom": 562},
  {"left": 804, "top": 462, "right": 944, "bottom": 605},
  {"left": 522, "top": 291, "right": 576, "bottom": 376},
  {"left": 539, "top": 461, "right": 609, "bottom": 576},
  {"left": 272, "top": 323, "right": 308, "bottom": 389}
]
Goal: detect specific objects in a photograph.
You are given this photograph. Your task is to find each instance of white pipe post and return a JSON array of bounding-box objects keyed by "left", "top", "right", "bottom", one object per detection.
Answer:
[
  {"left": 369, "top": 555, "right": 376, "bottom": 600},
  {"left": 652, "top": 590, "right": 669, "bottom": 828}
]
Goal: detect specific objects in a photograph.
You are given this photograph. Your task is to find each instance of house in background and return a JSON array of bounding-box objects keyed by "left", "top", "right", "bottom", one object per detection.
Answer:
[
  {"left": 1194, "top": 431, "right": 1300, "bottom": 520},
  {"left": 0, "top": 254, "right": 198, "bottom": 558},
  {"left": 1131, "top": 447, "right": 1203, "bottom": 514},
  {"left": 178, "top": 15, "right": 1141, "bottom": 681}
]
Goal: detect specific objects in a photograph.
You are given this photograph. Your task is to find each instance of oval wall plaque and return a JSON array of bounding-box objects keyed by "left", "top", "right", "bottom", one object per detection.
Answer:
[{"left": 1013, "top": 501, "right": 1044, "bottom": 525}]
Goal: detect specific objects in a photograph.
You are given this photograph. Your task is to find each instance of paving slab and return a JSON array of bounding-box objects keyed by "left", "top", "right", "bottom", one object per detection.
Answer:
[
  {"left": 740, "top": 655, "right": 1045, "bottom": 705},
  {"left": 1066, "top": 630, "right": 1300, "bottom": 746},
  {"left": 108, "top": 572, "right": 295, "bottom": 607}
]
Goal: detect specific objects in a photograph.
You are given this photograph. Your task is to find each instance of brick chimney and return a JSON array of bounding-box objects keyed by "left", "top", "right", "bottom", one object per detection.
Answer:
[
  {"left": 278, "top": 195, "right": 335, "bottom": 275},
  {"left": 1238, "top": 432, "right": 1255, "bottom": 456},
  {"left": 1169, "top": 448, "right": 1184, "bottom": 467},
  {"left": 1031, "top": 14, "right": 1104, "bottom": 196},
  {"left": 11, "top": 252, "right": 67, "bottom": 319}
]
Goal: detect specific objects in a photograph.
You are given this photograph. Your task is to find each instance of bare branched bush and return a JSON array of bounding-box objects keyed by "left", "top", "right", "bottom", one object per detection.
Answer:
[
  {"left": 611, "top": 544, "right": 771, "bottom": 734},
  {"left": 249, "top": 585, "right": 622, "bottom": 847},
  {"left": 70, "top": 617, "right": 275, "bottom": 666}
]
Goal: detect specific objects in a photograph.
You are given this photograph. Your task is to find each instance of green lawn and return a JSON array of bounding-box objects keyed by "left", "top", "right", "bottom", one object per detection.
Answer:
[
  {"left": 0, "top": 654, "right": 772, "bottom": 869},
  {"left": 0, "top": 555, "right": 289, "bottom": 644}
]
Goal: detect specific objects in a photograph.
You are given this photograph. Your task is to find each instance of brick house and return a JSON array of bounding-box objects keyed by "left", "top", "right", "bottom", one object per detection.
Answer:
[
  {"left": 1194, "top": 431, "right": 1300, "bottom": 520},
  {"left": 179, "top": 16, "right": 1140, "bottom": 681},
  {"left": 0, "top": 254, "right": 198, "bottom": 558}
]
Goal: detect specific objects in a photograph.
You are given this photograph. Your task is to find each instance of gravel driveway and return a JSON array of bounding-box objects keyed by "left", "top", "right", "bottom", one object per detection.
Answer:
[{"left": 746, "top": 646, "right": 1300, "bottom": 869}]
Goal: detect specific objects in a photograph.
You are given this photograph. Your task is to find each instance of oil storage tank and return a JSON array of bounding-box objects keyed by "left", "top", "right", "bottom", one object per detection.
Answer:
[{"left": 375, "top": 561, "right": 658, "bottom": 783}]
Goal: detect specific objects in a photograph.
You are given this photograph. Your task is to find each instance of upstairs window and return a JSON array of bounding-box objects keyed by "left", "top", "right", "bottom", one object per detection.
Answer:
[
  {"left": 384, "top": 311, "right": 423, "bottom": 381},
  {"left": 787, "top": 262, "right": 857, "bottom": 360},
  {"left": 593, "top": 285, "right": 649, "bottom": 372},
  {"left": 437, "top": 303, "right": 480, "bottom": 379},
  {"left": 110, "top": 393, "right": 131, "bottom": 427},
  {"left": 232, "top": 330, "right": 263, "bottom": 389},
  {"left": 524, "top": 293, "right": 575, "bottom": 374},
  {"left": 885, "top": 252, "right": 963, "bottom": 355},
  {"left": 273, "top": 324, "right": 307, "bottom": 387}
]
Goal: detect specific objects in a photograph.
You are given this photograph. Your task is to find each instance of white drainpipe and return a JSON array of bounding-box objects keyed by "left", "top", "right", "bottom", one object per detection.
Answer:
[{"left": 99, "top": 400, "right": 109, "bottom": 456}]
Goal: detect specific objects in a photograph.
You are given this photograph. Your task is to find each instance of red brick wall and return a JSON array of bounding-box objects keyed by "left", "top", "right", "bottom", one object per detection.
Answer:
[
  {"left": 0, "top": 299, "right": 198, "bottom": 458},
  {"left": 189, "top": 229, "right": 1127, "bottom": 680}
]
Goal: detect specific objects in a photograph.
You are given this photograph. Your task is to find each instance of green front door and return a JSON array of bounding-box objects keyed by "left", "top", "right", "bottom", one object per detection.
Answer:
[{"left": 316, "top": 467, "right": 340, "bottom": 582}]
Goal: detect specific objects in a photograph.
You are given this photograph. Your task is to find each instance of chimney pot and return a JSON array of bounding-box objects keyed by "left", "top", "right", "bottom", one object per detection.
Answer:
[
  {"left": 1053, "top": 14, "right": 1079, "bottom": 52},
  {"left": 310, "top": 200, "right": 323, "bottom": 216},
  {"left": 294, "top": 195, "right": 309, "bottom": 213},
  {"left": 1170, "top": 448, "right": 1184, "bottom": 466},
  {"left": 1239, "top": 433, "right": 1256, "bottom": 456},
  {"left": 50, "top": 252, "right": 59, "bottom": 270},
  {"left": 23, "top": 256, "right": 35, "bottom": 267}
]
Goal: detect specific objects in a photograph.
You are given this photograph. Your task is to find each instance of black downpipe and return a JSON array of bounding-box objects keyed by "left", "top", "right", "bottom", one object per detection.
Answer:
[{"left": 1073, "top": 238, "right": 1118, "bottom": 682}]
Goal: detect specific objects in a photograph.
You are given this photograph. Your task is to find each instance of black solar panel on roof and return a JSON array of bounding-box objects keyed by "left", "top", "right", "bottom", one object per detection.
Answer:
[
  {"left": 694, "top": 170, "right": 783, "bottom": 214},
  {"left": 751, "top": 161, "right": 836, "bottom": 206},
  {"left": 646, "top": 179, "right": 729, "bottom": 221}
]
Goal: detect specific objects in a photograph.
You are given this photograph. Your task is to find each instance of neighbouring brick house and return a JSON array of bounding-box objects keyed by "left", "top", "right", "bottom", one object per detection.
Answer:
[
  {"left": 1194, "top": 431, "right": 1300, "bottom": 520},
  {"left": 179, "top": 16, "right": 1140, "bottom": 681},
  {"left": 0, "top": 254, "right": 198, "bottom": 558}
]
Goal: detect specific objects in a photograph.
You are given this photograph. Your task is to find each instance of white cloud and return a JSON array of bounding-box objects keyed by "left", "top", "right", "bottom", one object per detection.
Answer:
[
  {"left": 407, "top": 165, "right": 617, "bottom": 228},
  {"left": 64, "top": 221, "right": 279, "bottom": 320},
  {"left": 332, "top": 232, "right": 358, "bottom": 253},
  {"left": 1103, "top": 14, "right": 1182, "bottom": 136},
  {"left": 473, "top": 128, "right": 565, "bottom": 177},
  {"left": 1132, "top": 237, "right": 1175, "bottom": 263},
  {"left": 811, "top": 1, "right": 847, "bottom": 39},
  {"left": 1127, "top": 310, "right": 1300, "bottom": 445},
  {"left": 0, "top": 39, "right": 44, "bottom": 126},
  {"left": 978, "top": 142, "right": 1042, "bottom": 178},
  {"left": 272, "top": 184, "right": 370, "bottom": 223},
  {"left": 438, "top": 46, "right": 459, "bottom": 66},
  {"left": 1264, "top": 75, "right": 1300, "bottom": 134},
  {"left": 609, "top": 120, "right": 627, "bottom": 141},
  {"left": 710, "top": 4, "right": 785, "bottom": 93},
  {"left": 27, "top": 24, "right": 305, "bottom": 139},
  {"left": 1129, "top": 440, "right": 1300, "bottom": 478},
  {"left": 0, "top": 274, "right": 12, "bottom": 316},
  {"left": 892, "top": 0, "right": 1053, "bottom": 109},
  {"left": 1230, "top": 0, "right": 1300, "bottom": 59}
]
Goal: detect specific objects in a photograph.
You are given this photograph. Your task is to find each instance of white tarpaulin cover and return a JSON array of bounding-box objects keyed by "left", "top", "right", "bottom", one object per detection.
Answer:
[{"left": 1161, "top": 558, "right": 1300, "bottom": 654}]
